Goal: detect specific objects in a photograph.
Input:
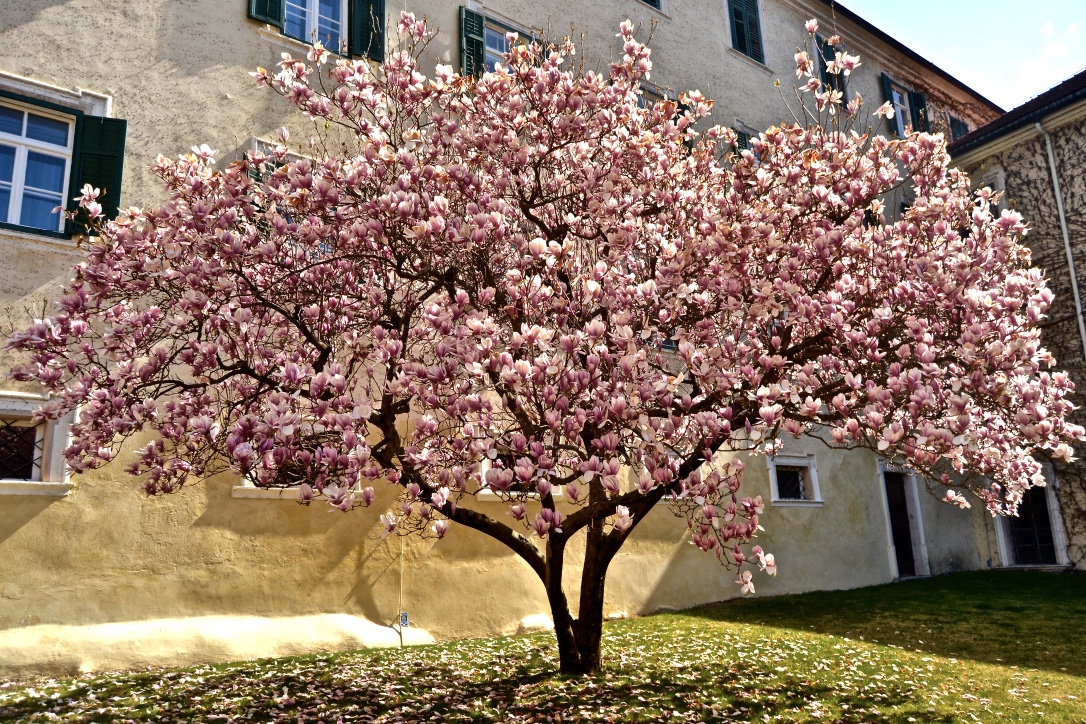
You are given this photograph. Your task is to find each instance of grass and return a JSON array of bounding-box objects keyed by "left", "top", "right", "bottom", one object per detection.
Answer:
[{"left": 0, "top": 571, "right": 1083, "bottom": 722}]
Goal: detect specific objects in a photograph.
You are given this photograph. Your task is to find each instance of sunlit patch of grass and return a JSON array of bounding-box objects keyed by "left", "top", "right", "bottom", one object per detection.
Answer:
[{"left": 1, "top": 571, "right": 1084, "bottom": 722}]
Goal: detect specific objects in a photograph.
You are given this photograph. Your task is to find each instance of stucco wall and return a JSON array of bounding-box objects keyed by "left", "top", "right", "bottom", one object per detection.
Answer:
[{"left": 0, "top": 0, "right": 998, "bottom": 675}]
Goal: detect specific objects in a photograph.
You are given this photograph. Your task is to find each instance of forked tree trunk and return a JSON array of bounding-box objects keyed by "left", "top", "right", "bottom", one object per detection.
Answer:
[{"left": 545, "top": 517, "right": 615, "bottom": 675}]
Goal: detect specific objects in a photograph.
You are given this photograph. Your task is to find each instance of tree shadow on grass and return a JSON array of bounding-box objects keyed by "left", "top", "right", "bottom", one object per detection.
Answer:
[
  {"left": 1, "top": 649, "right": 956, "bottom": 723},
  {"left": 679, "top": 570, "right": 1086, "bottom": 678}
]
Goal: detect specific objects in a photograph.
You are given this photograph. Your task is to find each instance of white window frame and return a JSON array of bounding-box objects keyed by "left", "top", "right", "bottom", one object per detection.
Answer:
[
  {"left": 0, "top": 97, "right": 76, "bottom": 233},
  {"left": 887, "top": 79, "right": 912, "bottom": 138},
  {"left": 767, "top": 454, "right": 822, "bottom": 506},
  {"left": 283, "top": 0, "right": 349, "bottom": 50},
  {"left": 0, "top": 391, "right": 74, "bottom": 496}
]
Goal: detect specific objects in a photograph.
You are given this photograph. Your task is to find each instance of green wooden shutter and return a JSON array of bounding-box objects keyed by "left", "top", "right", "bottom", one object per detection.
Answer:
[
  {"left": 817, "top": 36, "right": 842, "bottom": 91},
  {"left": 247, "top": 0, "right": 284, "bottom": 27},
  {"left": 734, "top": 129, "right": 750, "bottom": 151},
  {"left": 880, "top": 73, "right": 897, "bottom": 137},
  {"left": 349, "top": 0, "right": 385, "bottom": 62},
  {"left": 949, "top": 116, "right": 970, "bottom": 141},
  {"left": 909, "top": 91, "right": 929, "bottom": 133},
  {"left": 65, "top": 115, "right": 127, "bottom": 234},
  {"left": 744, "top": 0, "right": 764, "bottom": 64},
  {"left": 728, "top": 0, "right": 764, "bottom": 64},
  {"left": 460, "top": 7, "right": 486, "bottom": 77}
]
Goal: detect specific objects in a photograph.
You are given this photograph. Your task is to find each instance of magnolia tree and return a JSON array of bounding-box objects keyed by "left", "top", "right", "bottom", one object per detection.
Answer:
[{"left": 10, "top": 15, "right": 1083, "bottom": 673}]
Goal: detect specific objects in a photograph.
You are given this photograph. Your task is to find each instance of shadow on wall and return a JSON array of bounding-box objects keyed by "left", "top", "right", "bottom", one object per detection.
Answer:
[{"left": 0, "top": 496, "right": 63, "bottom": 547}]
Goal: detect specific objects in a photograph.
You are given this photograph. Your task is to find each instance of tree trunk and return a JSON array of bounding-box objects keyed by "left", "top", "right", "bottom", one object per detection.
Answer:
[{"left": 544, "top": 516, "right": 614, "bottom": 675}]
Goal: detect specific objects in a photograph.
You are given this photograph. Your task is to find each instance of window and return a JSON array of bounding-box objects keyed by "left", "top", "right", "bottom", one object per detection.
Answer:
[
  {"left": 768, "top": 454, "right": 822, "bottom": 505},
  {"left": 880, "top": 74, "right": 929, "bottom": 137},
  {"left": 639, "top": 0, "right": 662, "bottom": 8},
  {"left": 816, "top": 36, "right": 843, "bottom": 92},
  {"left": 0, "top": 102, "right": 73, "bottom": 233},
  {"left": 0, "top": 419, "right": 44, "bottom": 481},
  {"left": 248, "top": 0, "right": 385, "bottom": 62},
  {"left": 949, "top": 115, "right": 970, "bottom": 141},
  {"left": 0, "top": 89, "right": 126, "bottom": 238},
  {"left": 460, "top": 7, "right": 527, "bottom": 77},
  {"left": 974, "top": 167, "right": 1005, "bottom": 214},
  {"left": 285, "top": 0, "right": 347, "bottom": 48},
  {"left": 733, "top": 122, "right": 762, "bottom": 162},
  {"left": 727, "top": 0, "right": 764, "bottom": 65},
  {"left": 0, "top": 394, "right": 74, "bottom": 496}
]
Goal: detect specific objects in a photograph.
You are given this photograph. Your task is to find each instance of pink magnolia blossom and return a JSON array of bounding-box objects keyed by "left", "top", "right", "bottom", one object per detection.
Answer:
[{"left": 11, "top": 14, "right": 1083, "bottom": 674}]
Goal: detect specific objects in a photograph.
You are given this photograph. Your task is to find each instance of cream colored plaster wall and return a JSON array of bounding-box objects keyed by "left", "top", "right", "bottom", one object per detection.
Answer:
[{"left": 0, "top": 0, "right": 998, "bottom": 675}]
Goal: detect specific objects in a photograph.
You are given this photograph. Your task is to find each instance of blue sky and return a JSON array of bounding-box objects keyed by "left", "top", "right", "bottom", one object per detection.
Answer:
[{"left": 835, "top": 0, "right": 1086, "bottom": 111}]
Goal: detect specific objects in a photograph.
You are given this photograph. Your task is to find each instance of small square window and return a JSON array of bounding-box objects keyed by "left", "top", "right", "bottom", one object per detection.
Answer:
[
  {"left": 768, "top": 455, "right": 822, "bottom": 505},
  {"left": 949, "top": 115, "right": 970, "bottom": 141},
  {"left": 0, "top": 418, "right": 44, "bottom": 481},
  {"left": 775, "top": 466, "right": 810, "bottom": 500}
]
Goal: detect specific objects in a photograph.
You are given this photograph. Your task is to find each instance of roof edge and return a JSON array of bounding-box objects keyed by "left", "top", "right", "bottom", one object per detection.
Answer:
[
  {"left": 949, "top": 69, "right": 1086, "bottom": 157},
  {"left": 814, "top": 0, "right": 1005, "bottom": 115}
]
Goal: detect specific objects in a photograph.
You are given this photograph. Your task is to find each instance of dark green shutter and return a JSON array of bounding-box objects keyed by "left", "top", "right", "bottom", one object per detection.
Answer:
[
  {"left": 460, "top": 7, "right": 486, "bottom": 77},
  {"left": 728, "top": 0, "right": 764, "bottom": 63},
  {"left": 247, "top": 0, "right": 283, "bottom": 27},
  {"left": 744, "top": 0, "right": 764, "bottom": 64},
  {"left": 880, "top": 73, "right": 897, "bottom": 137},
  {"left": 909, "top": 91, "right": 929, "bottom": 133},
  {"left": 817, "top": 36, "right": 842, "bottom": 91},
  {"left": 349, "top": 0, "right": 385, "bottom": 62},
  {"left": 735, "top": 129, "right": 750, "bottom": 151},
  {"left": 65, "top": 116, "right": 127, "bottom": 234},
  {"left": 950, "top": 116, "right": 970, "bottom": 141}
]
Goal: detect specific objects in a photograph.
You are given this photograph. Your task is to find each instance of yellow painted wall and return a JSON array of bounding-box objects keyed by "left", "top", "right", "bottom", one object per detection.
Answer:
[{"left": 0, "top": 0, "right": 1000, "bottom": 676}]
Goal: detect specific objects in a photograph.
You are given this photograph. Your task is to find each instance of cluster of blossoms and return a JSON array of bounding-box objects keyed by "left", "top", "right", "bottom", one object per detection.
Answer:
[{"left": 10, "top": 15, "right": 1082, "bottom": 602}]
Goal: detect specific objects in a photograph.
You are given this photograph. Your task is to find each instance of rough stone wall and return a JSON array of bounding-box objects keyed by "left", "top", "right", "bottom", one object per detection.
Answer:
[{"left": 972, "top": 115, "right": 1086, "bottom": 568}]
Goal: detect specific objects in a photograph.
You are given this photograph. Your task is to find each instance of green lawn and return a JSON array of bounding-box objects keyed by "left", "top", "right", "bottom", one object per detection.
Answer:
[{"left": 1, "top": 571, "right": 1084, "bottom": 722}]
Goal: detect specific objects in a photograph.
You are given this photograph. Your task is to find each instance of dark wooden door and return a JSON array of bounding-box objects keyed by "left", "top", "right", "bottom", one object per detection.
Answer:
[
  {"left": 1009, "top": 486, "right": 1058, "bottom": 565},
  {"left": 884, "top": 472, "right": 915, "bottom": 576}
]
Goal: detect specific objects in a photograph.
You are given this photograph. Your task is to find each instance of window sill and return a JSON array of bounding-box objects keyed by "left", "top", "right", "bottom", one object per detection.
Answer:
[
  {"left": 771, "top": 498, "right": 823, "bottom": 508},
  {"left": 726, "top": 47, "right": 773, "bottom": 75},
  {"left": 231, "top": 485, "right": 304, "bottom": 500},
  {"left": 255, "top": 26, "right": 360, "bottom": 61},
  {"left": 0, "top": 480, "right": 73, "bottom": 496},
  {"left": 257, "top": 26, "right": 317, "bottom": 56},
  {"left": 0, "top": 223, "right": 79, "bottom": 251},
  {"left": 633, "top": 1, "right": 672, "bottom": 20}
]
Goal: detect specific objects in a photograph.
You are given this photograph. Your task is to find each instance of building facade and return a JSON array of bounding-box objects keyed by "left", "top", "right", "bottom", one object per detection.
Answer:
[
  {"left": 950, "top": 70, "right": 1086, "bottom": 572},
  {"left": 0, "top": 0, "right": 1008, "bottom": 675}
]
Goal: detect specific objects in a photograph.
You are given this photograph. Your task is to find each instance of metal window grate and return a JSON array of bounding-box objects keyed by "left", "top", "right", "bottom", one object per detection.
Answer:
[
  {"left": 776, "top": 466, "right": 809, "bottom": 500},
  {"left": 0, "top": 419, "right": 43, "bottom": 480}
]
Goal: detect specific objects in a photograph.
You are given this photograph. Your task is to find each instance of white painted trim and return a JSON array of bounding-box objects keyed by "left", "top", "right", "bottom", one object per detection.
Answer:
[
  {"left": 1041, "top": 464, "right": 1070, "bottom": 566},
  {"left": 875, "top": 459, "right": 899, "bottom": 578},
  {"left": 0, "top": 71, "right": 111, "bottom": 117},
  {"left": 767, "top": 453, "right": 822, "bottom": 505},
  {"left": 0, "top": 480, "right": 72, "bottom": 496},
  {"left": 993, "top": 510, "right": 1012, "bottom": 567},
  {"left": 904, "top": 472, "right": 931, "bottom": 575},
  {"left": 0, "top": 393, "right": 74, "bottom": 493},
  {"left": 877, "top": 459, "right": 929, "bottom": 576},
  {"left": 0, "top": 224, "right": 80, "bottom": 252},
  {"left": 725, "top": 47, "right": 774, "bottom": 75}
]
